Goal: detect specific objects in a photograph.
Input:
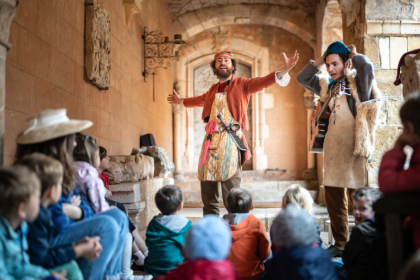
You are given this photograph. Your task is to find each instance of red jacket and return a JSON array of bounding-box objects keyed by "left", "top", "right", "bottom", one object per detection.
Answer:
[
  {"left": 227, "top": 214, "right": 271, "bottom": 280},
  {"left": 99, "top": 172, "right": 109, "bottom": 190},
  {"left": 155, "top": 260, "right": 240, "bottom": 280},
  {"left": 183, "top": 73, "right": 277, "bottom": 162},
  {"left": 378, "top": 145, "right": 420, "bottom": 248}
]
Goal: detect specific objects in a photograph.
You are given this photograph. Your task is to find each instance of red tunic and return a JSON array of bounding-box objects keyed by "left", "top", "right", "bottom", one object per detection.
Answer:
[
  {"left": 98, "top": 172, "right": 109, "bottom": 190},
  {"left": 183, "top": 72, "right": 277, "bottom": 162}
]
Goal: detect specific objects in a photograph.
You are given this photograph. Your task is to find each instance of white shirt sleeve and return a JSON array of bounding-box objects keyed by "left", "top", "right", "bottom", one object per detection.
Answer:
[{"left": 275, "top": 70, "right": 291, "bottom": 87}]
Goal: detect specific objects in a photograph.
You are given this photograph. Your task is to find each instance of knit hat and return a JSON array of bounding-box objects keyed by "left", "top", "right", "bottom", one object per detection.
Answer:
[
  {"left": 184, "top": 215, "right": 231, "bottom": 261},
  {"left": 271, "top": 204, "right": 318, "bottom": 249},
  {"left": 214, "top": 51, "right": 234, "bottom": 61},
  {"left": 326, "top": 41, "right": 350, "bottom": 55}
]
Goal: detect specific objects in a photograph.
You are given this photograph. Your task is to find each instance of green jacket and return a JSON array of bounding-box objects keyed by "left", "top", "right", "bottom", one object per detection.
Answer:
[{"left": 144, "top": 216, "right": 192, "bottom": 277}]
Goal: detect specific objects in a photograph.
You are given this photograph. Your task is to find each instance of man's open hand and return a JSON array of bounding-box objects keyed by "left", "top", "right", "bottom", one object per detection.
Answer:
[
  {"left": 167, "top": 90, "right": 183, "bottom": 105},
  {"left": 283, "top": 50, "right": 299, "bottom": 72}
]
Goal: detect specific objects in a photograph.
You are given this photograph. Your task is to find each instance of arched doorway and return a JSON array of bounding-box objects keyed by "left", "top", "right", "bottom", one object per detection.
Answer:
[{"left": 193, "top": 62, "right": 253, "bottom": 171}]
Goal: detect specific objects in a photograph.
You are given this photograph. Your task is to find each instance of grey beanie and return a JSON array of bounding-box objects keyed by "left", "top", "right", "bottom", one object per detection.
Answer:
[{"left": 271, "top": 204, "right": 318, "bottom": 249}]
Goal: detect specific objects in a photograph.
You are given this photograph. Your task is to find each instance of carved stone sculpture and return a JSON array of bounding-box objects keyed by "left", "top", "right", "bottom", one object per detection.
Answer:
[
  {"left": 85, "top": 0, "right": 111, "bottom": 90},
  {"left": 104, "top": 154, "right": 154, "bottom": 184},
  {"left": 123, "top": 0, "right": 143, "bottom": 27},
  {"left": 400, "top": 53, "right": 420, "bottom": 99},
  {"left": 132, "top": 147, "right": 175, "bottom": 177}
]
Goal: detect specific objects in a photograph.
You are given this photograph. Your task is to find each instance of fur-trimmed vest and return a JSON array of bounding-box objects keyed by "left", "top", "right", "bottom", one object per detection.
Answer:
[{"left": 318, "top": 69, "right": 382, "bottom": 159}]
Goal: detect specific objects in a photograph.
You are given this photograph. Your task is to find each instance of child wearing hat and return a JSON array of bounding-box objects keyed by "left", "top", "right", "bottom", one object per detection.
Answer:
[
  {"left": 223, "top": 188, "right": 270, "bottom": 280},
  {"left": 144, "top": 185, "right": 192, "bottom": 277},
  {"left": 155, "top": 215, "right": 240, "bottom": 280},
  {"left": 263, "top": 204, "right": 338, "bottom": 280}
]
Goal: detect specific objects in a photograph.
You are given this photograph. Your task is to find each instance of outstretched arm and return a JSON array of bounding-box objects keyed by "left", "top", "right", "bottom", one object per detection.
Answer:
[{"left": 168, "top": 89, "right": 209, "bottom": 108}]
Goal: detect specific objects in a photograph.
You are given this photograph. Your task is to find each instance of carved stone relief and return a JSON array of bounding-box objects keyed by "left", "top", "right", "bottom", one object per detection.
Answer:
[
  {"left": 400, "top": 53, "right": 420, "bottom": 99},
  {"left": 104, "top": 154, "right": 155, "bottom": 184},
  {"left": 85, "top": 0, "right": 111, "bottom": 90},
  {"left": 132, "top": 147, "right": 175, "bottom": 177},
  {"left": 123, "top": 0, "right": 143, "bottom": 27}
]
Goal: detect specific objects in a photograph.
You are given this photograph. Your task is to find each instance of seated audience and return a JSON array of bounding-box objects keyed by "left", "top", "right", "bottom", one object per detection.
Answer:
[
  {"left": 263, "top": 204, "right": 338, "bottom": 280},
  {"left": 282, "top": 184, "right": 322, "bottom": 246},
  {"left": 97, "top": 146, "right": 149, "bottom": 267},
  {"left": 73, "top": 134, "right": 142, "bottom": 280},
  {"left": 156, "top": 215, "right": 240, "bottom": 280},
  {"left": 342, "top": 187, "right": 384, "bottom": 280},
  {"left": 0, "top": 166, "right": 70, "bottom": 280},
  {"left": 223, "top": 188, "right": 270, "bottom": 280},
  {"left": 144, "top": 185, "right": 192, "bottom": 277},
  {"left": 378, "top": 92, "right": 420, "bottom": 249},
  {"left": 15, "top": 108, "right": 129, "bottom": 280},
  {"left": 17, "top": 153, "right": 103, "bottom": 280}
]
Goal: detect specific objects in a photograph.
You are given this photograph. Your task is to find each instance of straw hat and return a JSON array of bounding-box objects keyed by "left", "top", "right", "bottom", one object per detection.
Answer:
[{"left": 16, "top": 109, "right": 93, "bottom": 145}]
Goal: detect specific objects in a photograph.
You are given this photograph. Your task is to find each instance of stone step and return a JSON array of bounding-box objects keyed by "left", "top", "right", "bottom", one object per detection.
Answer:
[{"left": 179, "top": 204, "right": 333, "bottom": 232}]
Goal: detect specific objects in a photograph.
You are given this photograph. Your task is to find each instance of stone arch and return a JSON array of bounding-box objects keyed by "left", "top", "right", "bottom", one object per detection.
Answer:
[{"left": 172, "top": 4, "right": 316, "bottom": 50}]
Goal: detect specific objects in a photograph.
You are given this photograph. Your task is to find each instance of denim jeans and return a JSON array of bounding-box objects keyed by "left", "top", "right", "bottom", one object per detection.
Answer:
[{"left": 51, "top": 209, "right": 128, "bottom": 280}]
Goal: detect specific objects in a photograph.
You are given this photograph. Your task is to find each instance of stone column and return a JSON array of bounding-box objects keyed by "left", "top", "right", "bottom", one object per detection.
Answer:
[
  {"left": 0, "top": 0, "right": 17, "bottom": 166},
  {"left": 173, "top": 83, "right": 185, "bottom": 181},
  {"left": 303, "top": 90, "right": 317, "bottom": 181}
]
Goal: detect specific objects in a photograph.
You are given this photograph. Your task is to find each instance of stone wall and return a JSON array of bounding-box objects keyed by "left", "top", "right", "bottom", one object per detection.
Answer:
[{"left": 4, "top": 0, "right": 174, "bottom": 165}]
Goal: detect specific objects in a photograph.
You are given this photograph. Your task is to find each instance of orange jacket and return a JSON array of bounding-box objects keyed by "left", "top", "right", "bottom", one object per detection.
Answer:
[
  {"left": 183, "top": 72, "right": 277, "bottom": 162},
  {"left": 227, "top": 214, "right": 271, "bottom": 280}
]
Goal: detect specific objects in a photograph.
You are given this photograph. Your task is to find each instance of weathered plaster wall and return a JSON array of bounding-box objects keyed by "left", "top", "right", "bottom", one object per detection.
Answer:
[{"left": 4, "top": 0, "right": 174, "bottom": 165}]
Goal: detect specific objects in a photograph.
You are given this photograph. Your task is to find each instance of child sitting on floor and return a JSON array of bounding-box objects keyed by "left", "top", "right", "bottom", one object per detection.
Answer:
[
  {"left": 223, "top": 188, "right": 270, "bottom": 280},
  {"left": 378, "top": 92, "right": 420, "bottom": 249},
  {"left": 73, "top": 134, "right": 144, "bottom": 280},
  {"left": 281, "top": 184, "right": 322, "bottom": 245},
  {"left": 17, "top": 153, "right": 103, "bottom": 280},
  {"left": 0, "top": 166, "right": 70, "bottom": 280},
  {"left": 156, "top": 215, "right": 240, "bottom": 280},
  {"left": 342, "top": 187, "right": 384, "bottom": 280},
  {"left": 264, "top": 204, "right": 338, "bottom": 280},
  {"left": 144, "top": 185, "right": 192, "bottom": 277}
]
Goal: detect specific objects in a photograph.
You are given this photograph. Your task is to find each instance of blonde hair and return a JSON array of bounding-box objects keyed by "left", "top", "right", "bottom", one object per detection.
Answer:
[{"left": 282, "top": 184, "right": 314, "bottom": 214}]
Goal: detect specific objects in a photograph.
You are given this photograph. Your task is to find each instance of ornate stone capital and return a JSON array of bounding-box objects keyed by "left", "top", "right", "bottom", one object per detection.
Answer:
[
  {"left": 0, "top": 0, "right": 17, "bottom": 50},
  {"left": 123, "top": 0, "right": 142, "bottom": 27}
]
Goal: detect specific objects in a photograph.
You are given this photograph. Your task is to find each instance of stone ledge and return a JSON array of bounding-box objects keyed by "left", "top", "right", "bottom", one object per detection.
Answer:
[{"left": 367, "top": 20, "right": 420, "bottom": 35}]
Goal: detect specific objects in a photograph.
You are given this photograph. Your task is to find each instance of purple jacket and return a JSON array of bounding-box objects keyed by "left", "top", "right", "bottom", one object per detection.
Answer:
[{"left": 75, "top": 161, "right": 109, "bottom": 213}]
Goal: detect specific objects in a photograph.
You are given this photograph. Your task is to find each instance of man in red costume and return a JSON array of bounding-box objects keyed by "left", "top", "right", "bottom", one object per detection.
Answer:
[{"left": 168, "top": 51, "right": 299, "bottom": 216}]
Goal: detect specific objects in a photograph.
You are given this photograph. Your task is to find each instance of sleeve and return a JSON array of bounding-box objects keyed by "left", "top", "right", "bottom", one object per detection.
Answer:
[
  {"left": 342, "top": 227, "right": 364, "bottom": 266},
  {"left": 27, "top": 219, "right": 76, "bottom": 268},
  {"left": 378, "top": 148, "right": 420, "bottom": 193},
  {"left": 74, "top": 186, "right": 94, "bottom": 220},
  {"left": 244, "top": 72, "right": 276, "bottom": 96},
  {"left": 21, "top": 247, "right": 51, "bottom": 279},
  {"left": 352, "top": 54, "right": 374, "bottom": 102},
  {"left": 81, "top": 176, "right": 109, "bottom": 213},
  {"left": 0, "top": 242, "right": 17, "bottom": 280},
  {"left": 296, "top": 61, "right": 322, "bottom": 96},
  {"left": 275, "top": 71, "right": 291, "bottom": 87},
  {"left": 48, "top": 200, "right": 73, "bottom": 234},
  {"left": 257, "top": 221, "right": 271, "bottom": 261},
  {"left": 183, "top": 89, "right": 210, "bottom": 108}
]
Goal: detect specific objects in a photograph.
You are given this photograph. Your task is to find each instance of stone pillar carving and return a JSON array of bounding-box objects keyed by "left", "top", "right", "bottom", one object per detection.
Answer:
[
  {"left": 173, "top": 83, "right": 185, "bottom": 181},
  {"left": 400, "top": 52, "right": 420, "bottom": 99},
  {"left": 123, "top": 0, "right": 142, "bottom": 27},
  {"left": 85, "top": 0, "right": 111, "bottom": 90},
  {"left": 0, "top": 0, "right": 17, "bottom": 166}
]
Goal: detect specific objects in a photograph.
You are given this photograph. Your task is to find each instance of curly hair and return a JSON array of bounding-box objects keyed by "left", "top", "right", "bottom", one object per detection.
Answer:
[{"left": 210, "top": 58, "right": 237, "bottom": 76}]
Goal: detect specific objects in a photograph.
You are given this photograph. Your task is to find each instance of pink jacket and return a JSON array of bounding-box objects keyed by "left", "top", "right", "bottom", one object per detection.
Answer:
[{"left": 75, "top": 161, "right": 109, "bottom": 213}]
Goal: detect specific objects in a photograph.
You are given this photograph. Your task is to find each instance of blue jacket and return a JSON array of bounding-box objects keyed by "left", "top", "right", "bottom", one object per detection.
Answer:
[
  {"left": 27, "top": 205, "right": 76, "bottom": 268},
  {"left": 263, "top": 246, "right": 339, "bottom": 280},
  {"left": 49, "top": 185, "right": 94, "bottom": 233},
  {"left": 0, "top": 216, "right": 50, "bottom": 280}
]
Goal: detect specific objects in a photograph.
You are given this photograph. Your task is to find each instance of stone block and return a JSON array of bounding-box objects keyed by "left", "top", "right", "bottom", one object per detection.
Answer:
[
  {"left": 364, "top": 37, "right": 380, "bottom": 65},
  {"left": 283, "top": 9, "right": 307, "bottom": 34},
  {"left": 379, "top": 37, "right": 390, "bottom": 69},
  {"left": 401, "top": 20, "right": 420, "bottom": 35},
  {"left": 366, "top": 20, "right": 382, "bottom": 35},
  {"left": 124, "top": 201, "right": 146, "bottom": 211},
  {"left": 387, "top": 99, "right": 404, "bottom": 125},
  {"left": 111, "top": 188, "right": 141, "bottom": 203},
  {"left": 375, "top": 70, "right": 403, "bottom": 97},
  {"left": 408, "top": 37, "right": 420, "bottom": 52},
  {"left": 367, "top": 160, "right": 380, "bottom": 186},
  {"left": 105, "top": 154, "right": 155, "bottom": 184},
  {"left": 390, "top": 37, "right": 407, "bottom": 69},
  {"left": 372, "top": 126, "right": 402, "bottom": 163},
  {"left": 132, "top": 146, "right": 175, "bottom": 177},
  {"left": 382, "top": 20, "right": 400, "bottom": 34}
]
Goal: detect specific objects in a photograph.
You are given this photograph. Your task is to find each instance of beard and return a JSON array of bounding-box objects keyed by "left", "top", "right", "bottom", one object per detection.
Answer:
[
  {"left": 216, "top": 66, "right": 233, "bottom": 79},
  {"left": 330, "top": 68, "right": 346, "bottom": 81}
]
